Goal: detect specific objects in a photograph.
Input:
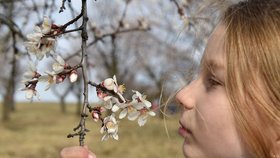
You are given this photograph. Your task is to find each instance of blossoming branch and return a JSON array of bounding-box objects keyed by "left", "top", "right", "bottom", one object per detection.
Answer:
[{"left": 21, "top": 0, "right": 155, "bottom": 145}]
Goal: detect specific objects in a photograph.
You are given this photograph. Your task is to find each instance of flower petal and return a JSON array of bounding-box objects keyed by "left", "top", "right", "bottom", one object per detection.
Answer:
[
  {"left": 41, "top": 17, "right": 51, "bottom": 34},
  {"left": 104, "top": 101, "right": 112, "bottom": 109},
  {"left": 101, "top": 134, "right": 109, "bottom": 141},
  {"left": 23, "top": 71, "right": 34, "bottom": 79},
  {"left": 103, "top": 96, "right": 112, "bottom": 101},
  {"left": 119, "top": 109, "right": 128, "bottom": 119},
  {"left": 133, "top": 102, "right": 145, "bottom": 110},
  {"left": 142, "top": 99, "right": 152, "bottom": 108},
  {"left": 112, "top": 105, "right": 120, "bottom": 112},
  {"left": 25, "top": 89, "right": 34, "bottom": 100},
  {"left": 33, "top": 26, "right": 42, "bottom": 33},
  {"left": 103, "top": 78, "right": 114, "bottom": 90},
  {"left": 112, "top": 133, "right": 119, "bottom": 140},
  {"left": 148, "top": 111, "right": 156, "bottom": 116},
  {"left": 54, "top": 54, "right": 65, "bottom": 65},
  {"left": 127, "top": 110, "right": 140, "bottom": 121},
  {"left": 38, "top": 75, "right": 49, "bottom": 82},
  {"left": 52, "top": 62, "right": 64, "bottom": 73},
  {"left": 44, "top": 83, "right": 52, "bottom": 91},
  {"left": 138, "top": 115, "right": 148, "bottom": 127}
]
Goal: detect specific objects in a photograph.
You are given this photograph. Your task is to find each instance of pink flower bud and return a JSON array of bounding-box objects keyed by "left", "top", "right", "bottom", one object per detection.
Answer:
[
  {"left": 54, "top": 75, "right": 65, "bottom": 83},
  {"left": 69, "top": 70, "right": 78, "bottom": 83},
  {"left": 91, "top": 111, "right": 100, "bottom": 122}
]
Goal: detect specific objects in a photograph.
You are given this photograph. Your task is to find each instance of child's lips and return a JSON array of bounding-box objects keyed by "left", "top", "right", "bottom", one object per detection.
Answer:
[{"left": 178, "top": 121, "right": 192, "bottom": 138}]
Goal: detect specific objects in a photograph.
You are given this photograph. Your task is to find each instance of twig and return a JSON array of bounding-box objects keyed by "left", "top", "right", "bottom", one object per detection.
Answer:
[
  {"left": 59, "top": 0, "right": 71, "bottom": 13},
  {"left": 170, "top": 0, "right": 184, "bottom": 17},
  {"left": 65, "top": 0, "right": 90, "bottom": 146},
  {"left": 78, "top": 0, "right": 89, "bottom": 146},
  {"left": 65, "top": 26, "right": 150, "bottom": 61},
  {"left": 61, "top": 12, "right": 83, "bottom": 30}
]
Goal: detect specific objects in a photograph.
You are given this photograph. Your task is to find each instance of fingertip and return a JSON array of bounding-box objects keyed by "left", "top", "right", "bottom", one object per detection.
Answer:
[{"left": 88, "top": 153, "right": 97, "bottom": 158}]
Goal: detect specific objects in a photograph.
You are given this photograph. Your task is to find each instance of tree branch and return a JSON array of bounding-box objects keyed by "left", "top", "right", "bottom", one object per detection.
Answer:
[{"left": 78, "top": 0, "right": 89, "bottom": 146}]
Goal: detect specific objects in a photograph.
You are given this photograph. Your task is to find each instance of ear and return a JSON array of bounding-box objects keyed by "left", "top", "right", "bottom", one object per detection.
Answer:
[{"left": 270, "top": 138, "right": 280, "bottom": 158}]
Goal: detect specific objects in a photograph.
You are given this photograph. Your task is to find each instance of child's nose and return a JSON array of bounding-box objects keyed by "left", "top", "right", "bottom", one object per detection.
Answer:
[{"left": 175, "top": 79, "right": 199, "bottom": 110}]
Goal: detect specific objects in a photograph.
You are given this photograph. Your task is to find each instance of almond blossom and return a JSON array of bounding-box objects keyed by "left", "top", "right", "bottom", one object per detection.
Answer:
[
  {"left": 118, "top": 100, "right": 142, "bottom": 120},
  {"left": 40, "top": 55, "right": 76, "bottom": 90},
  {"left": 22, "top": 62, "right": 38, "bottom": 82},
  {"left": 52, "top": 54, "right": 66, "bottom": 73},
  {"left": 118, "top": 98, "right": 155, "bottom": 126},
  {"left": 132, "top": 90, "right": 152, "bottom": 108},
  {"left": 20, "top": 62, "right": 41, "bottom": 101},
  {"left": 100, "top": 114, "right": 119, "bottom": 141},
  {"left": 40, "top": 56, "right": 66, "bottom": 90},
  {"left": 100, "top": 75, "right": 126, "bottom": 103},
  {"left": 20, "top": 87, "right": 39, "bottom": 101},
  {"left": 101, "top": 96, "right": 118, "bottom": 110},
  {"left": 41, "top": 70, "right": 66, "bottom": 90},
  {"left": 137, "top": 108, "right": 156, "bottom": 126},
  {"left": 25, "top": 17, "right": 56, "bottom": 60}
]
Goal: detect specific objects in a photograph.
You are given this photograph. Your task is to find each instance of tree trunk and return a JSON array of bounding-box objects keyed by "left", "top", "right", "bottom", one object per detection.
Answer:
[
  {"left": 76, "top": 93, "right": 82, "bottom": 116},
  {"left": 2, "top": 76, "right": 15, "bottom": 121},
  {"left": 2, "top": 33, "right": 17, "bottom": 121},
  {"left": 60, "top": 97, "right": 66, "bottom": 113},
  {"left": 2, "top": 91, "right": 11, "bottom": 121}
]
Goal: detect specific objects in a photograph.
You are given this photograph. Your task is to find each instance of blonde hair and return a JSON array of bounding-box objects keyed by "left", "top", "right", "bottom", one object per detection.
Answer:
[{"left": 222, "top": 0, "right": 280, "bottom": 157}]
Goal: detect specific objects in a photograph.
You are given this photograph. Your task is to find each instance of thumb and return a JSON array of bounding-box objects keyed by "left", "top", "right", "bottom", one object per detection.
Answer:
[
  {"left": 87, "top": 152, "right": 96, "bottom": 158},
  {"left": 84, "top": 145, "right": 97, "bottom": 158}
]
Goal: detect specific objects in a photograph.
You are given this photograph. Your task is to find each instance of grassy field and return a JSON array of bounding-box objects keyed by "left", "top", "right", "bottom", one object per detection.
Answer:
[{"left": 0, "top": 102, "right": 184, "bottom": 158}]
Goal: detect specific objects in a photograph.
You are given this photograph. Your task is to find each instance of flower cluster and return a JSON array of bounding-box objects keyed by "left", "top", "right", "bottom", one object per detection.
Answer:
[
  {"left": 91, "top": 75, "right": 156, "bottom": 141},
  {"left": 40, "top": 54, "right": 78, "bottom": 90},
  {"left": 25, "top": 17, "right": 62, "bottom": 60},
  {"left": 22, "top": 17, "right": 79, "bottom": 101},
  {"left": 23, "top": 16, "right": 156, "bottom": 143},
  {"left": 20, "top": 62, "right": 42, "bottom": 100}
]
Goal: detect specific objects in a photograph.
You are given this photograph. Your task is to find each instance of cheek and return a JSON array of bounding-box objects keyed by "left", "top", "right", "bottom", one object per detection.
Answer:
[
  {"left": 193, "top": 91, "right": 245, "bottom": 155},
  {"left": 196, "top": 90, "right": 234, "bottom": 131}
]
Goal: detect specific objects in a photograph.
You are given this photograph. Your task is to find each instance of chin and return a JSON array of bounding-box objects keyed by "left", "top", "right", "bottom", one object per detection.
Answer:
[{"left": 182, "top": 139, "right": 192, "bottom": 158}]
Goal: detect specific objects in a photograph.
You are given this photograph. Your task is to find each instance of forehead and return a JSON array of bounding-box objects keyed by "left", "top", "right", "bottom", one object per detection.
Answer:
[{"left": 202, "top": 24, "right": 226, "bottom": 69}]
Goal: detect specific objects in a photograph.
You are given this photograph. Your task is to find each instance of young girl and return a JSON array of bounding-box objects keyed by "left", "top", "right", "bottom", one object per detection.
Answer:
[{"left": 60, "top": 0, "right": 280, "bottom": 157}]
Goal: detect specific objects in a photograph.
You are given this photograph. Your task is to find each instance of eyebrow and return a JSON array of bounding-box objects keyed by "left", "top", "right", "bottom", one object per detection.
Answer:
[
  {"left": 200, "top": 57, "right": 224, "bottom": 74},
  {"left": 206, "top": 59, "right": 224, "bottom": 69}
]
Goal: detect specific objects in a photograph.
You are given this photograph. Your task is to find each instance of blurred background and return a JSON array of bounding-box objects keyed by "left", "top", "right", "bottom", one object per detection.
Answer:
[{"left": 0, "top": 0, "right": 232, "bottom": 157}]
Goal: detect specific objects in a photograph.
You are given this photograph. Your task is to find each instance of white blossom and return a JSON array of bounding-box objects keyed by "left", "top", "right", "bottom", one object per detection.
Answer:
[
  {"left": 94, "top": 75, "right": 156, "bottom": 140},
  {"left": 41, "top": 71, "right": 65, "bottom": 90},
  {"left": 132, "top": 90, "right": 152, "bottom": 108},
  {"left": 22, "top": 62, "right": 38, "bottom": 82},
  {"left": 118, "top": 99, "right": 148, "bottom": 119},
  {"left": 52, "top": 54, "right": 65, "bottom": 73},
  {"left": 103, "top": 78, "right": 116, "bottom": 91},
  {"left": 137, "top": 110, "right": 156, "bottom": 126},
  {"left": 24, "top": 17, "right": 56, "bottom": 60},
  {"left": 100, "top": 114, "right": 119, "bottom": 141},
  {"left": 99, "top": 75, "right": 126, "bottom": 103},
  {"left": 41, "top": 17, "right": 52, "bottom": 34},
  {"left": 20, "top": 87, "right": 39, "bottom": 101}
]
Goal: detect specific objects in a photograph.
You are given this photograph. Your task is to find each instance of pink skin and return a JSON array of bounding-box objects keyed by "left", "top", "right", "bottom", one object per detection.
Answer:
[
  {"left": 60, "top": 146, "right": 96, "bottom": 158},
  {"left": 176, "top": 24, "right": 251, "bottom": 158}
]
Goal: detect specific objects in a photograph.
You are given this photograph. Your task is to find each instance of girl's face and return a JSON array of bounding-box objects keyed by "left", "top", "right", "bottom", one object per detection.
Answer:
[{"left": 176, "top": 24, "right": 250, "bottom": 158}]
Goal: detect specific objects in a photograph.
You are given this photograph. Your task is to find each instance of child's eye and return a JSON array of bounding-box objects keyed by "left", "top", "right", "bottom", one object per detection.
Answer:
[
  {"left": 205, "top": 76, "right": 222, "bottom": 90},
  {"left": 208, "top": 77, "right": 220, "bottom": 86}
]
